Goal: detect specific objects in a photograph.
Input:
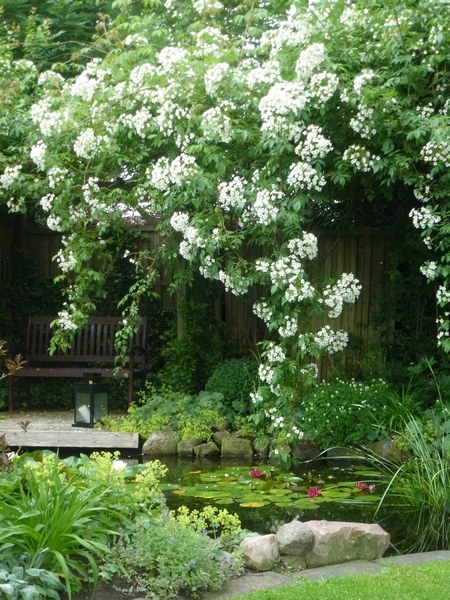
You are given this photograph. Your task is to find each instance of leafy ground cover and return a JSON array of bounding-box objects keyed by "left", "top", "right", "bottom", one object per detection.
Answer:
[{"left": 235, "top": 561, "right": 450, "bottom": 600}]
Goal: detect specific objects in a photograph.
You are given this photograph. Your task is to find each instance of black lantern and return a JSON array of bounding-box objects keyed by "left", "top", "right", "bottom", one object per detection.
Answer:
[{"left": 73, "top": 373, "right": 109, "bottom": 428}]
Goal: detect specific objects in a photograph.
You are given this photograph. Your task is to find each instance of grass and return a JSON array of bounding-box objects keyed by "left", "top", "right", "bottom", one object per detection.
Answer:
[{"left": 234, "top": 560, "right": 450, "bottom": 600}]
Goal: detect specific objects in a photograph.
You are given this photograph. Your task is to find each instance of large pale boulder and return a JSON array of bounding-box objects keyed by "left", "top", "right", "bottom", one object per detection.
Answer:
[
  {"left": 221, "top": 435, "right": 254, "bottom": 458},
  {"left": 304, "top": 520, "right": 390, "bottom": 568},
  {"left": 142, "top": 429, "right": 178, "bottom": 456},
  {"left": 276, "top": 520, "right": 314, "bottom": 555},
  {"left": 239, "top": 535, "right": 279, "bottom": 571}
]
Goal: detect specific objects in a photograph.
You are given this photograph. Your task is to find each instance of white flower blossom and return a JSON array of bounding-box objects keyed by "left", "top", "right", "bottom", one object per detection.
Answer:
[
  {"left": 287, "top": 161, "right": 326, "bottom": 191},
  {"left": 0, "top": 165, "right": 22, "bottom": 189},
  {"left": 409, "top": 206, "right": 441, "bottom": 229},
  {"left": 30, "top": 141, "right": 47, "bottom": 170},
  {"left": 204, "top": 63, "right": 230, "bottom": 96}
]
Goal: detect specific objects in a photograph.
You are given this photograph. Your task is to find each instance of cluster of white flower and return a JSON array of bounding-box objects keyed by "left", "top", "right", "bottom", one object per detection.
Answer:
[
  {"left": 129, "top": 63, "right": 157, "bottom": 88},
  {"left": 30, "top": 98, "right": 66, "bottom": 136},
  {"left": 246, "top": 60, "right": 281, "bottom": 89},
  {"left": 342, "top": 144, "right": 379, "bottom": 172},
  {"left": 57, "top": 306, "right": 78, "bottom": 331},
  {"left": 215, "top": 270, "right": 250, "bottom": 295},
  {"left": 217, "top": 176, "right": 247, "bottom": 211},
  {"left": 436, "top": 312, "right": 449, "bottom": 347},
  {"left": 82, "top": 177, "right": 101, "bottom": 208},
  {"left": 241, "top": 188, "right": 283, "bottom": 226},
  {"left": 120, "top": 108, "right": 153, "bottom": 138},
  {"left": 278, "top": 315, "right": 298, "bottom": 338},
  {"left": 258, "top": 363, "right": 275, "bottom": 384},
  {"left": 70, "top": 66, "right": 104, "bottom": 102},
  {"left": 7, "top": 196, "right": 26, "bottom": 213},
  {"left": 314, "top": 326, "right": 348, "bottom": 353},
  {"left": 201, "top": 106, "right": 233, "bottom": 143},
  {"left": 269, "top": 256, "right": 303, "bottom": 287},
  {"left": 295, "top": 125, "right": 333, "bottom": 161},
  {"left": 409, "top": 206, "right": 441, "bottom": 229},
  {"left": 37, "top": 70, "right": 64, "bottom": 88},
  {"left": 265, "top": 342, "right": 286, "bottom": 364},
  {"left": 260, "top": 18, "right": 311, "bottom": 56},
  {"left": 322, "top": 273, "right": 362, "bottom": 318},
  {"left": 39, "top": 193, "right": 55, "bottom": 212},
  {"left": 47, "top": 166, "right": 68, "bottom": 189},
  {"left": 285, "top": 278, "right": 315, "bottom": 303},
  {"left": 295, "top": 43, "right": 327, "bottom": 79},
  {"left": 30, "top": 141, "right": 47, "bottom": 171},
  {"left": 0, "top": 165, "right": 22, "bottom": 189},
  {"left": 170, "top": 211, "right": 190, "bottom": 232},
  {"left": 416, "top": 103, "right": 434, "bottom": 119},
  {"left": 192, "top": 0, "right": 223, "bottom": 15},
  {"left": 299, "top": 363, "right": 319, "bottom": 380},
  {"left": 436, "top": 285, "right": 450, "bottom": 306},
  {"left": 353, "top": 69, "right": 375, "bottom": 95},
  {"left": 250, "top": 390, "right": 264, "bottom": 404},
  {"left": 308, "top": 72, "right": 339, "bottom": 105},
  {"left": 194, "top": 27, "right": 230, "bottom": 57},
  {"left": 149, "top": 153, "right": 197, "bottom": 191},
  {"left": 420, "top": 139, "right": 450, "bottom": 168},
  {"left": 55, "top": 249, "right": 77, "bottom": 273},
  {"left": 155, "top": 100, "right": 189, "bottom": 136},
  {"left": 47, "top": 215, "right": 63, "bottom": 231},
  {"left": 123, "top": 33, "right": 148, "bottom": 47},
  {"left": 413, "top": 186, "right": 431, "bottom": 203},
  {"left": 287, "top": 161, "right": 326, "bottom": 191},
  {"left": 350, "top": 104, "right": 376, "bottom": 138},
  {"left": 287, "top": 233, "right": 318, "bottom": 260},
  {"left": 73, "top": 128, "right": 109, "bottom": 160},
  {"left": 253, "top": 301, "right": 273, "bottom": 325},
  {"left": 204, "top": 62, "right": 230, "bottom": 96},
  {"left": 420, "top": 261, "right": 438, "bottom": 280},
  {"left": 199, "top": 255, "right": 216, "bottom": 279},
  {"left": 259, "top": 82, "right": 308, "bottom": 125},
  {"left": 157, "top": 47, "right": 188, "bottom": 73}
]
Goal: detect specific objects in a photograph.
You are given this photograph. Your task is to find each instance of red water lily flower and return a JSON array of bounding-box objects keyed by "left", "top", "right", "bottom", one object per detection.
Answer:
[
  {"left": 306, "top": 487, "right": 321, "bottom": 498},
  {"left": 249, "top": 468, "right": 264, "bottom": 478}
]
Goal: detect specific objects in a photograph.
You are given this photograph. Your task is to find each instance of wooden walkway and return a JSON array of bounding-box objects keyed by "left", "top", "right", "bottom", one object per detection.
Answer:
[{"left": 0, "top": 410, "right": 139, "bottom": 449}]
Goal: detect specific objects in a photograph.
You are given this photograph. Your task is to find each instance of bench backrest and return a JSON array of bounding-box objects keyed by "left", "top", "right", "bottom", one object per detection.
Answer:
[{"left": 26, "top": 316, "right": 147, "bottom": 363}]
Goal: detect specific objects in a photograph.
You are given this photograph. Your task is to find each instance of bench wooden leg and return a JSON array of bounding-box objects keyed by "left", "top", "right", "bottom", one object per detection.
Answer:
[{"left": 7, "top": 375, "right": 14, "bottom": 413}]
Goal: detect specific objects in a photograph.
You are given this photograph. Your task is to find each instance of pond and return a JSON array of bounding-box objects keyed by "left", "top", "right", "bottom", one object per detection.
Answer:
[{"left": 144, "top": 455, "right": 404, "bottom": 552}]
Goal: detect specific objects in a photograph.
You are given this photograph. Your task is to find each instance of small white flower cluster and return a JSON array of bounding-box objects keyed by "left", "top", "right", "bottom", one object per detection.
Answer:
[
  {"left": 0, "top": 165, "right": 22, "bottom": 189},
  {"left": 241, "top": 188, "right": 283, "bottom": 226},
  {"left": 278, "top": 315, "right": 298, "bottom": 338},
  {"left": 314, "top": 326, "right": 348, "bottom": 353},
  {"left": 343, "top": 144, "right": 379, "bottom": 172},
  {"left": 436, "top": 313, "right": 449, "bottom": 347},
  {"left": 7, "top": 196, "right": 26, "bottom": 213},
  {"left": 73, "top": 128, "right": 109, "bottom": 160},
  {"left": 287, "top": 233, "right": 318, "bottom": 260},
  {"left": 192, "top": 0, "right": 223, "bottom": 15},
  {"left": 30, "top": 98, "right": 66, "bottom": 136},
  {"left": 308, "top": 72, "right": 339, "bottom": 105},
  {"left": 30, "top": 141, "right": 47, "bottom": 171},
  {"left": 37, "top": 70, "right": 64, "bottom": 88},
  {"left": 322, "top": 273, "right": 362, "bottom": 318},
  {"left": 48, "top": 166, "right": 68, "bottom": 189},
  {"left": 268, "top": 256, "right": 303, "bottom": 287},
  {"left": 40, "top": 193, "right": 55, "bottom": 212},
  {"left": 179, "top": 225, "right": 205, "bottom": 261},
  {"left": 299, "top": 363, "right": 319, "bottom": 380},
  {"left": 261, "top": 19, "right": 311, "bottom": 57},
  {"left": 413, "top": 186, "right": 431, "bottom": 203},
  {"left": 55, "top": 249, "right": 77, "bottom": 273},
  {"left": 129, "top": 63, "right": 157, "bottom": 88},
  {"left": 149, "top": 153, "right": 197, "bottom": 191},
  {"left": 155, "top": 99, "right": 189, "bottom": 136},
  {"left": 436, "top": 285, "right": 450, "bottom": 306},
  {"left": 70, "top": 67, "right": 103, "bottom": 102},
  {"left": 82, "top": 177, "right": 101, "bottom": 208},
  {"left": 250, "top": 390, "right": 264, "bottom": 404},
  {"left": 295, "top": 125, "right": 333, "bottom": 161},
  {"left": 121, "top": 107, "right": 153, "bottom": 138},
  {"left": 57, "top": 306, "right": 78, "bottom": 331},
  {"left": 420, "top": 261, "right": 437, "bottom": 280},
  {"left": 194, "top": 27, "right": 230, "bottom": 57},
  {"left": 201, "top": 106, "right": 233, "bottom": 143},
  {"left": 217, "top": 176, "right": 247, "bottom": 211},
  {"left": 409, "top": 206, "right": 441, "bottom": 229},
  {"left": 295, "top": 43, "right": 327, "bottom": 79},
  {"left": 259, "top": 82, "right": 308, "bottom": 136},
  {"left": 285, "top": 278, "right": 315, "bottom": 303},
  {"left": 246, "top": 60, "right": 281, "bottom": 89},
  {"left": 258, "top": 363, "right": 275, "bottom": 384},
  {"left": 170, "top": 211, "right": 190, "bottom": 232},
  {"left": 265, "top": 342, "right": 286, "bottom": 364},
  {"left": 199, "top": 255, "right": 216, "bottom": 279},
  {"left": 47, "top": 215, "right": 63, "bottom": 231},
  {"left": 287, "top": 161, "right": 326, "bottom": 191},
  {"left": 416, "top": 103, "right": 434, "bottom": 119},
  {"left": 157, "top": 46, "right": 188, "bottom": 73},
  {"left": 353, "top": 69, "right": 375, "bottom": 95},
  {"left": 216, "top": 269, "right": 250, "bottom": 295},
  {"left": 123, "top": 33, "right": 148, "bottom": 47},
  {"left": 350, "top": 104, "right": 376, "bottom": 138},
  {"left": 204, "top": 62, "right": 230, "bottom": 96},
  {"left": 253, "top": 301, "right": 273, "bottom": 325},
  {"left": 420, "top": 140, "right": 450, "bottom": 168}
]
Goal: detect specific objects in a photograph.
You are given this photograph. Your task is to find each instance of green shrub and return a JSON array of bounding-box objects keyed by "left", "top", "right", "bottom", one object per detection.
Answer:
[
  {"left": 205, "top": 358, "right": 259, "bottom": 417},
  {"left": 299, "top": 379, "right": 417, "bottom": 448},
  {"left": 110, "top": 516, "right": 242, "bottom": 599},
  {"left": 0, "top": 554, "right": 64, "bottom": 600}
]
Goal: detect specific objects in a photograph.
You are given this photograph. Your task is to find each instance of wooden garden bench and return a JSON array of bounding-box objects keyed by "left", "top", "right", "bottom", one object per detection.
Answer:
[{"left": 7, "top": 316, "right": 147, "bottom": 412}]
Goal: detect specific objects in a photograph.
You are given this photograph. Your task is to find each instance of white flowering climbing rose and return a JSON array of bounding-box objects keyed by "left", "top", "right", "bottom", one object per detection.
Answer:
[{"left": 0, "top": 0, "right": 449, "bottom": 443}]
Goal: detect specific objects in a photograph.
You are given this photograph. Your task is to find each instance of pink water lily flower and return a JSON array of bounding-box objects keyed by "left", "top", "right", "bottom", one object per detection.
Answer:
[
  {"left": 368, "top": 484, "right": 376, "bottom": 494},
  {"left": 356, "top": 481, "right": 367, "bottom": 489},
  {"left": 306, "top": 487, "right": 321, "bottom": 498},
  {"left": 249, "top": 468, "right": 264, "bottom": 478}
]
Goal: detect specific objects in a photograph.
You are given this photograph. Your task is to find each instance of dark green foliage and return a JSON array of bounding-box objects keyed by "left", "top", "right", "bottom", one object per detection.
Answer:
[{"left": 205, "top": 358, "right": 259, "bottom": 416}]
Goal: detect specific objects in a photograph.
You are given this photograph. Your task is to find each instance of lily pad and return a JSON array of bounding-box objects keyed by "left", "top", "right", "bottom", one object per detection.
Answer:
[{"left": 239, "top": 501, "right": 269, "bottom": 508}]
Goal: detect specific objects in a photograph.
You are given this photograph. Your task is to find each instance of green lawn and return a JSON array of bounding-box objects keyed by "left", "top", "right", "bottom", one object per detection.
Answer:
[{"left": 235, "top": 561, "right": 450, "bottom": 600}]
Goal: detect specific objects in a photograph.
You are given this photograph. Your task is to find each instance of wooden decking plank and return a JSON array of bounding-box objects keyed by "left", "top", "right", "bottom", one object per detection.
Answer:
[{"left": 3, "top": 430, "right": 139, "bottom": 449}]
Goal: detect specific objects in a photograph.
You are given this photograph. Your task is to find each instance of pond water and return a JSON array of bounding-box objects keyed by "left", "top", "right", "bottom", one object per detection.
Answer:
[{"left": 146, "top": 455, "right": 403, "bottom": 552}]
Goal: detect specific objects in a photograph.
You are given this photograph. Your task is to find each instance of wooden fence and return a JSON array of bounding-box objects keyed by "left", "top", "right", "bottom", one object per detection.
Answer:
[{"left": 1, "top": 215, "right": 393, "bottom": 378}]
